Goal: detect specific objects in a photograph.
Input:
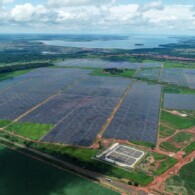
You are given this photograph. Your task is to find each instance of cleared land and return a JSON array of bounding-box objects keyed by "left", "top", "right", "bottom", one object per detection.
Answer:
[
  {"left": 0, "top": 145, "right": 118, "bottom": 195},
  {"left": 104, "top": 81, "right": 161, "bottom": 144}
]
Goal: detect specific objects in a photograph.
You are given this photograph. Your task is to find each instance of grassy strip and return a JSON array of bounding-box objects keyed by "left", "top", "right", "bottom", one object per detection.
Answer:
[
  {"left": 91, "top": 69, "right": 136, "bottom": 78},
  {"left": 0, "top": 69, "right": 32, "bottom": 81},
  {"left": 5, "top": 122, "right": 53, "bottom": 140},
  {"left": 159, "top": 125, "right": 175, "bottom": 138},
  {"left": 0, "top": 120, "right": 12, "bottom": 128},
  {"left": 161, "top": 111, "right": 195, "bottom": 130},
  {"left": 130, "top": 140, "right": 155, "bottom": 148},
  {"left": 173, "top": 132, "right": 192, "bottom": 143},
  {"left": 160, "top": 142, "right": 179, "bottom": 152},
  {"left": 163, "top": 62, "right": 195, "bottom": 69},
  {"left": 163, "top": 86, "right": 195, "bottom": 95},
  {"left": 183, "top": 142, "right": 195, "bottom": 157}
]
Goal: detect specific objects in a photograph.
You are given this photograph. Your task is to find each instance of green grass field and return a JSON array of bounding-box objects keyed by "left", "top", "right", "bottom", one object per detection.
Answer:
[
  {"left": 160, "top": 142, "right": 179, "bottom": 152},
  {"left": 5, "top": 122, "right": 53, "bottom": 140},
  {"left": 163, "top": 86, "right": 195, "bottom": 95},
  {"left": 160, "top": 111, "right": 195, "bottom": 130},
  {"left": 183, "top": 142, "right": 195, "bottom": 156},
  {"left": 91, "top": 69, "right": 136, "bottom": 78},
  {"left": 173, "top": 132, "right": 192, "bottom": 143},
  {"left": 0, "top": 70, "right": 32, "bottom": 81},
  {"left": 0, "top": 120, "right": 11, "bottom": 128},
  {"left": 0, "top": 145, "right": 118, "bottom": 195},
  {"left": 159, "top": 125, "right": 176, "bottom": 138},
  {"left": 163, "top": 61, "right": 195, "bottom": 69}
]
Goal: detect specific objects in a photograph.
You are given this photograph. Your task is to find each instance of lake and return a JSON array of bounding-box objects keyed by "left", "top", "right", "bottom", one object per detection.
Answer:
[{"left": 40, "top": 34, "right": 179, "bottom": 50}]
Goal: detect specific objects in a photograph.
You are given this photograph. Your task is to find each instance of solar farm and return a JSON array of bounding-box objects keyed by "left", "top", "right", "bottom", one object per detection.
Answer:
[
  {"left": 98, "top": 143, "right": 145, "bottom": 168},
  {"left": 0, "top": 59, "right": 195, "bottom": 151}
]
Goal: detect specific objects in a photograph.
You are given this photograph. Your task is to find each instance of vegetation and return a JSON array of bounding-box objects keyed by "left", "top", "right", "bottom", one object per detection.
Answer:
[
  {"left": 130, "top": 140, "right": 155, "bottom": 148},
  {"left": 138, "top": 152, "right": 177, "bottom": 176},
  {"left": 163, "top": 86, "right": 195, "bottom": 95},
  {"left": 5, "top": 122, "right": 53, "bottom": 140},
  {"left": 91, "top": 68, "right": 136, "bottom": 78},
  {"left": 31, "top": 143, "right": 153, "bottom": 186},
  {"left": 184, "top": 142, "right": 195, "bottom": 156},
  {"left": 173, "top": 132, "right": 192, "bottom": 143},
  {"left": 0, "top": 131, "right": 153, "bottom": 186},
  {"left": 0, "top": 70, "right": 32, "bottom": 81},
  {"left": 160, "top": 142, "right": 179, "bottom": 152},
  {"left": 0, "top": 62, "right": 53, "bottom": 74},
  {"left": 163, "top": 61, "right": 195, "bottom": 69},
  {"left": 0, "top": 145, "right": 118, "bottom": 195},
  {"left": 154, "top": 156, "right": 177, "bottom": 175},
  {"left": 160, "top": 110, "right": 195, "bottom": 130},
  {"left": 0, "top": 120, "right": 12, "bottom": 128},
  {"left": 159, "top": 125, "right": 175, "bottom": 138},
  {"left": 178, "top": 160, "right": 195, "bottom": 194}
]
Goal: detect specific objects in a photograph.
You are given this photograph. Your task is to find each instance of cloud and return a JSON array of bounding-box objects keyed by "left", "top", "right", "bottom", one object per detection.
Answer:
[
  {"left": 0, "top": 0, "right": 14, "bottom": 4},
  {"left": 0, "top": 1, "right": 194, "bottom": 34},
  {"left": 138, "top": 1, "right": 164, "bottom": 12},
  {"left": 47, "top": 0, "right": 115, "bottom": 7}
]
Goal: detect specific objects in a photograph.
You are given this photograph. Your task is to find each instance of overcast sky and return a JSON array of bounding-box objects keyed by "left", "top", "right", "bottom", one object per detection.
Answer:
[{"left": 0, "top": 0, "right": 195, "bottom": 34}]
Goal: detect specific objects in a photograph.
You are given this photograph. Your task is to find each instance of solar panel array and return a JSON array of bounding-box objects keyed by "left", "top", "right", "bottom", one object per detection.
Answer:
[
  {"left": 164, "top": 93, "right": 195, "bottom": 110},
  {"left": 39, "top": 76, "right": 131, "bottom": 146},
  {"left": 55, "top": 59, "right": 143, "bottom": 70},
  {"left": 0, "top": 68, "right": 91, "bottom": 120},
  {"left": 143, "top": 63, "right": 162, "bottom": 68},
  {"left": 134, "top": 68, "right": 161, "bottom": 81},
  {"left": 184, "top": 69, "right": 195, "bottom": 89},
  {"left": 160, "top": 68, "right": 188, "bottom": 87},
  {"left": 104, "top": 81, "right": 161, "bottom": 144}
]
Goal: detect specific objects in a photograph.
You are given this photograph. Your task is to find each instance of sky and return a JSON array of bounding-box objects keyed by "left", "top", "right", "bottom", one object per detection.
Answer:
[{"left": 0, "top": 0, "right": 195, "bottom": 35}]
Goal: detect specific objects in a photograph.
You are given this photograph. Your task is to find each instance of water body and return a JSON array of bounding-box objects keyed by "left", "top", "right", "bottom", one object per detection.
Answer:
[{"left": 40, "top": 35, "right": 179, "bottom": 50}]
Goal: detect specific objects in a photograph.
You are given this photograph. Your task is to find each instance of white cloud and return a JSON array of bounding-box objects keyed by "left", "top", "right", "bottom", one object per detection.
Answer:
[
  {"left": 11, "top": 3, "right": 48, "bottom": 22},
  {"left": 0, "top": 0, "right": 14, "bottom": 4},
  {"left": 0, "top": 1, "right": 194, "bottom": 34},
  {"left": 47, "top": 0, "right": 115, "bottom": 7},
  {"left": 138, "top": 1, "right": 164, "bottom": 12}
]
